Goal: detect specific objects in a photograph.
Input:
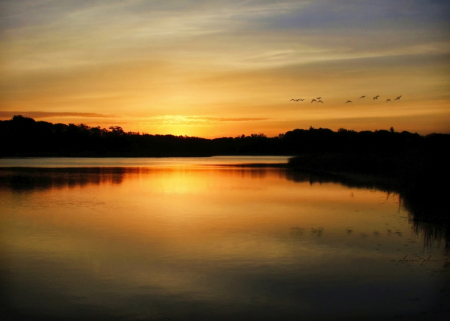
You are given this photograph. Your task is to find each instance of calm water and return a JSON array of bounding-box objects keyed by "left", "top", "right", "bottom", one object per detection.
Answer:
[
  {"left": 0, "top": 157, "right": 449, "bottom": 320},
  {"left": 0, "top": 156, "right": 290, "bottom": 168}
]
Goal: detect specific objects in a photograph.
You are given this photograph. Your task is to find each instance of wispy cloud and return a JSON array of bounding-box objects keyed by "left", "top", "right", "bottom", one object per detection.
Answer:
[
  {"left": 142, "top": 115, "right": 269, "bottom": 125},
  {"left": 0, "top": 111, "right": 116, "bottom": 119},
  {"left": 186, "top": 116, "right": 268, "bottom": 122},
  {"left": 0, "top": 1, "right": 449, "bottom": 135}
]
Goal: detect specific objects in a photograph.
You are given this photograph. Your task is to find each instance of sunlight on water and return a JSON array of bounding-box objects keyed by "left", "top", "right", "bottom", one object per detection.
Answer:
[
  {"left": 0, "top": 159, "right": 449, "bottom": 320},
  {"left": 0, "top": 156, "right": 291, "bottom": 168}
]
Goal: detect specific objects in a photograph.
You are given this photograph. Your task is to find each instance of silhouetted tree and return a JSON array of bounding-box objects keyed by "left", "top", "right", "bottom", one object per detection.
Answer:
[{"left": 0, "top": 115, "right": 446, "bottom": 158}]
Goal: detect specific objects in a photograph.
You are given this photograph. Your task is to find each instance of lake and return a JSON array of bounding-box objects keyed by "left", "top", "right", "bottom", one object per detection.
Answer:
[{"left": 0, "top": 157, "right": 449, "bottom": 320}]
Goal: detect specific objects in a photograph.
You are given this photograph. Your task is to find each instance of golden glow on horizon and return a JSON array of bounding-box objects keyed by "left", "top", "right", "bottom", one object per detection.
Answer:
[{"left": 0, "top": 1, "right": 449, "bottom": 135}]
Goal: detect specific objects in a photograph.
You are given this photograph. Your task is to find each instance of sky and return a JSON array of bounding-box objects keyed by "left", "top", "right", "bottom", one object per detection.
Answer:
[{"left": 1, "top": 0, "right": 449, "bottom": 137}]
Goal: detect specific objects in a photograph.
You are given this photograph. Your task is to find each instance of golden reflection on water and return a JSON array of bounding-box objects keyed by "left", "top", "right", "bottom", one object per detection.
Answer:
[
  {"left": 1, "top": 168, "right": 402, "bottom": 243},
  {"left": 1, "top": 166, "right": 449, "bottom": 320}
]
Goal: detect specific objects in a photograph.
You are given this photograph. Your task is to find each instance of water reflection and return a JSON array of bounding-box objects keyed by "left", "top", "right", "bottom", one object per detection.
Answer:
[
  {"left": 1, "top": 166, "right": 449, "bottom": 320},
  {"left": 0, "top": 167, "right": 275, "bottom": 192},
  {"left": 286, "top": 170, "right": 449, "bottom": 252},
  {"left": 1, "top": 167, "right": 448, "bottom": 252},
  {"left": 0, "top": 167, "right": 130, "bottom": 192}
]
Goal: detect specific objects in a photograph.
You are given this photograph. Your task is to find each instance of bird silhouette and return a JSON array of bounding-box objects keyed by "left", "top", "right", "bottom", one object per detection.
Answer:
[
  {"left": 395, "top": 95, "right": 402, "bottom": 100},
  {"left": 318, "top": 100, "right": 323, "bottom": 103},
  {"left": 311, "top": 99, "right": 317, "bottom": 103},
  {"left": 317, "top": 97, "right": 322, "bottom": 99},
  {"left": 298, "top": 98, "right": 305, "bottom": 101},
  {"left": 373, "top": 95, "right": 379, "bottom": 100},
  {"left": 290, "top": 99, "right": 296, "bottom": 101},
  {"left": 386, "top": 99, "right": 391, "bottom": 102},
  {"left": 346, "top": 100, "right": 352, "bottom": 103},
  {"left": 360, "top": 95, "right": 366, "bottom": 98}
]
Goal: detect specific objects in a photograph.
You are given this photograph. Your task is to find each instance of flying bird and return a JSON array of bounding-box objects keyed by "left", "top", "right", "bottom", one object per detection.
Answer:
[
  {"left": 360, "top": 96, "right": 366, "bottom": 98},
  {"left": 395, "top": 95, "right": 402, "bottom": 100},
  {"left": 311, "top": 99, "right": 317, "bottom": 103},
  {"left": 317, "top": 97, "right": 322, "bottom": 99},
  {"left": 318, "top": 100, "right": 323, "bottom": 103},
  {"left": 346, "top": 100, "right": 352, "bottom": 103},
  {"left": 373, "top": 95, "right": 380, "bottom": 100},
  {"left": 298, "top": 98, "right": 305, "bottom": 101},
  {"left": 386, "top": 99, "right": 391, "bottom": 102},
  {"left": 290, "top": 99, "right": 297, "bottom": 101}
]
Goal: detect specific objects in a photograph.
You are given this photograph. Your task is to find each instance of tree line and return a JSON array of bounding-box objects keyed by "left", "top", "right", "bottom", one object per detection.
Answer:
[{"left": 0, "top": 115, "right": 448, "bottom": 157}]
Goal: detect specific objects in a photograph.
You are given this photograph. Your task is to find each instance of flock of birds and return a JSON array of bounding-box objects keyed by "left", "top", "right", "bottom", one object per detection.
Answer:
[{"left": 290, "top": 95, "right": 402, "bottom": 104}]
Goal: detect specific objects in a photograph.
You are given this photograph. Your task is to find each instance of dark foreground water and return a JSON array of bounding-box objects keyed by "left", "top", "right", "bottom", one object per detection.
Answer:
[{"left": 0, "top": 157, "right": 449, "bottom": 320}]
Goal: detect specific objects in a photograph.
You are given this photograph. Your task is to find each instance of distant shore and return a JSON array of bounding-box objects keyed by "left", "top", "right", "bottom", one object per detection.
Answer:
[{"left": 2, "top": 115, "right": 449, "bottom": 158}]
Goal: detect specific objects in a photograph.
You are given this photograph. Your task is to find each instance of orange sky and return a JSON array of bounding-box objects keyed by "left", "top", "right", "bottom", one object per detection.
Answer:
[{"left": 1, "top": 0, "right": 449, "bottom": 137}]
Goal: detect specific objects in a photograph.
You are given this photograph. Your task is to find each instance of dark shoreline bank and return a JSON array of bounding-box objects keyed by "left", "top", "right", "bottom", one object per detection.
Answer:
[{"left": 2, "top": 115, "right": 449, "bottom": 158}]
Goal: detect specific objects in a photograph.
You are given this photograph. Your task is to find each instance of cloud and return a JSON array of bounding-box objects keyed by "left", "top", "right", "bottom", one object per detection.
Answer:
[
  {"left": 1, "top": 0, "right": 449, "bottom": 136},
  {"left": 0, "top": 111, "right": 116, "bottom": 119},
  {"left": 141, "top": 115, "right": 269, "bottom": 125},
  {"left": 186, "top": 116, "right": 269, "bottom": 122}
]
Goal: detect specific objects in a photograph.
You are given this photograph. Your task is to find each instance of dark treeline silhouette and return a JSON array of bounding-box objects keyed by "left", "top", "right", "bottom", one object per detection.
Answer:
[
  {"left": 1, "top": 115, "right": 447, "bottom": 157},
  {"left": 0, "top": 115, "right": 213, "bottom": 157}
]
